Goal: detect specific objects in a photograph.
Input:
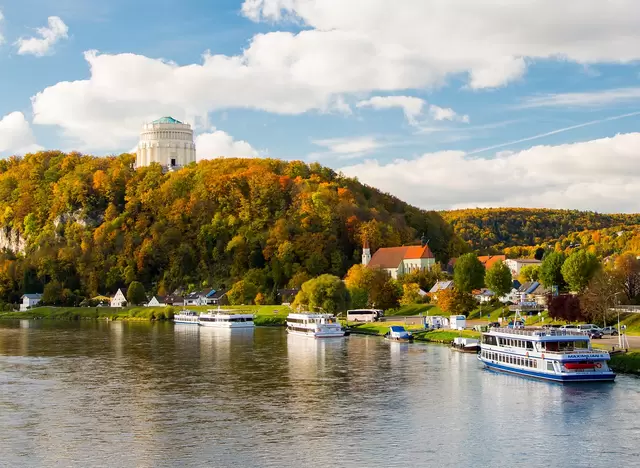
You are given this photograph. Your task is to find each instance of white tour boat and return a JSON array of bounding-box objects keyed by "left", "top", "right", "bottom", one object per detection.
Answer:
[
  {"left": 198, "top": 308, "right": 255, "bottom": 328},
  {"left": 286, "top": 312, "right": 345, "bottom": 338},
  {"left": 173, "top": 310, "right": 200, "bottom": 325},
  {"left": 478, "top": 326, "right": 615, "bottom": 383}
]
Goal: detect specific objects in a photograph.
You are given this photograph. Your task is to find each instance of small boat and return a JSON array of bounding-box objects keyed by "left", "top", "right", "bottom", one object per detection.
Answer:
[
  {"left": 173, "top": 310, "right": 200, "bottom": 325},
  {"left": 286, "top": 312, "right": 345, "bottom": 338},
  {"left": 451, "top": 337, "right": 480, "bottom": 353},
  {"left": 198, "top": 309, "right": 255, "bottom": 328},
  {"left": 384, "top": 325, "right": 413, "bottom": 342}
]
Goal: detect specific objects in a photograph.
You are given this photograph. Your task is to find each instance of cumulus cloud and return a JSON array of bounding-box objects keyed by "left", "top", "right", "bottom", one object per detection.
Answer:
[
  {"left": 30, "top": 0, "right": 640, "bottom": 151},
  {"left": 429, "top": 105, "right": 469, "bottom": 123},
  {"left": 16, "top": 16, "right": 68, "bottom": 56},
  {"left": 357, "top": 96, "right": 425, "bottom": 125},
  {"left": 0, "top": 112, "right": 43, "bottom": 156},
  {"left": 195, "top": 128, "right": 260, "bottom": 160},
  {"left": 340, "top": 132, "right": 640, "bottom": 213}
]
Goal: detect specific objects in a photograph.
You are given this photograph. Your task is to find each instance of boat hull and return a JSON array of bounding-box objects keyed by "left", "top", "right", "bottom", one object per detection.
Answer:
[
  {"left": 173, "top": 320, "right": 199, "bottom": 325},
  {"left": 385, "top": 337, "right": 413, "bottom": 342},
  {"left": 451, "top": 345, "right": 480, "bottom": 353},
  {"left": 287, "top": 329, "right": 345, "bottom": 338},
  {"left": 480, "top": 358, "right": 616, "bottom": 382},
  {"left": 199, "top": 322, "right": 254, "bottom": 328}
]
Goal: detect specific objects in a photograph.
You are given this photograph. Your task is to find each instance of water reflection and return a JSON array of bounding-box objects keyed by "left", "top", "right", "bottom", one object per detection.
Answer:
[{"left": 0, "top": 321, "right": 639, "bottom": 467}]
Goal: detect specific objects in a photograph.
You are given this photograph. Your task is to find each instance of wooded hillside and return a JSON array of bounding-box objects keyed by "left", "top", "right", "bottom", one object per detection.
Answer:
[
  {"left": 0, "top": 152, "right": 462, "bottom": 304},
  {"left": 442, "top": 208, "right": 640, "bottom": 252}
]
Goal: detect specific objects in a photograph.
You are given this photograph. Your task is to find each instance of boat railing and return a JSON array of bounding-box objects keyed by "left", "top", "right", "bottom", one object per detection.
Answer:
[{"left": 489, "top": 327, "right": 588, "bottom": 337}]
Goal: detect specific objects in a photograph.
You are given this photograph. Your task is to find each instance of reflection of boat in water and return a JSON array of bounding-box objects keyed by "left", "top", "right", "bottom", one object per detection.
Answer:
[
  {"left": 451, "top": 337, "right": 480, "bottom": 353},
  {"left": 384, "top": 325, "right": 413, "bottom": 342},
  {"left": 479, "top": 326, "right": 615, "bottom": 382},
  {"left": 198, "top": 308, "right": 255, "bottom": 328},
  {"left": 286, "top": 312, "right": 345, "bottom": 338},
  {"left": 173, "top": 310, "right": 200, "bottom": 325}
]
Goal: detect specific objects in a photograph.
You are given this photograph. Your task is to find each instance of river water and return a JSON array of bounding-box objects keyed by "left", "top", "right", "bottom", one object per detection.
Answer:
[{"left": 0, "top": 320, "right": 639, "bottom": 468}]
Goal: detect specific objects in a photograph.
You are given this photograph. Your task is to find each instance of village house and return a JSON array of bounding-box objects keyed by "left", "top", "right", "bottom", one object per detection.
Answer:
[
  {"left": 505, "top": 258, "right": 542, "bottom": 277},
  {"left": 110, "top": 289, "right": 127, "bottom": 308},
  {"left": 362, "top": 239, "right": 436, "bottom": 279},
  {"left": 429, "top": 280, "right": 454, "bottom": 301},
  {"left": 20, "top": 293, "right": 42, "bottom": 311},
  {"left": 146, "top": 295, "right": 166, "bottom": 307},
  {"left": 183, "top": 289, "right": 227, "bottom": 306},
  {"left": 472, "top": 288, "right": 495, "bottom": 304},
  {"left": 447, "top": 254, "right": 506, "bottom": 274}
]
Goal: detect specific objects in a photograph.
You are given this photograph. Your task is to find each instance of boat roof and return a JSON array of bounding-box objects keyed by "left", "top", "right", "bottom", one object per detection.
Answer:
[
  {"left": 389, "top": 325, "right": 406, "bottom": 332},
  {"left": 201, "top": 312, "right": 254, "bottom": 318},
  {"left": 287, "top": 313, "right": 335, "bottom": 318},
  {"left": 486, "top": 327, "right": 590, "bottom": 341}
]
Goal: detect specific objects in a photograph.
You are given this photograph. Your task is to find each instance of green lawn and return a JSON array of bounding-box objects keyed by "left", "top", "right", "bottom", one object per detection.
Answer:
[
  {"left": 609, "top": 352, "right": 640, "bottom": 375},
  {"left": 384, "top": 304, "right": 439, "bottom": 316},
  {"left": 348, "top": 321, "right": 480, "bottom": 344}
]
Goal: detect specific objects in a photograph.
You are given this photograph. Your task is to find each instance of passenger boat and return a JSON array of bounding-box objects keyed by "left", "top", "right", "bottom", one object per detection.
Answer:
[
  {"left": 173, "top": 310, "right": 200, "bottom": 325},
  {"left": 198, "top": 308, "right": 255, "bottom": 328},
  {"left": 286, "top": 312, "right": 345, "bottom": 338},
  {"left": 384, "top": 325, "right": 413, "bottom": 342},
  {"left": 478, "top": 326, "right": 615, "bottom": 382},
  {"left": 451, "top": 337, "right": 480, "bottom": 353}
]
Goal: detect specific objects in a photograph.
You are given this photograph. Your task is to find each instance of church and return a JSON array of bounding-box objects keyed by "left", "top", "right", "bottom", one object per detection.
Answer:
[
  {"left": 136, "top": 117, "right": 196, "bottom": 170},
  {"left": 362, "top": 238, "right": 436, "bottom": 279}
]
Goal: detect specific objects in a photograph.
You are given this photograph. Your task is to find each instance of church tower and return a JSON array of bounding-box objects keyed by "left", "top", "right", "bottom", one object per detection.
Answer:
[{"left": 362, "top": 238, "right": 371, "bottom": 266}]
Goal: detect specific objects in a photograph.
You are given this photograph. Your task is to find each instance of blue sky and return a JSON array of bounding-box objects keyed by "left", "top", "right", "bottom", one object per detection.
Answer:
[{"left": 2, "top": 0, "right": 640, "bottom": 211}]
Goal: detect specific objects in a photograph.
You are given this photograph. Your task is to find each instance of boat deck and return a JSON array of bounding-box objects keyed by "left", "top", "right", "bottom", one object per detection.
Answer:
[{"left": 488, "top": 327, "right": 587, "bottom": 337}]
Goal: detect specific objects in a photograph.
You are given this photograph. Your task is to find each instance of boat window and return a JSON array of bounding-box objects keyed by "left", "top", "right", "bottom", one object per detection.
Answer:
[
  {"left": 574, "top": 341, "right": 588, "bottom": 349},
  {"left": 526, "top": 341, "right": 534, "bottom": 350},
  {"left": 547, "top": 362, "right": 554, "bottom": 371}
]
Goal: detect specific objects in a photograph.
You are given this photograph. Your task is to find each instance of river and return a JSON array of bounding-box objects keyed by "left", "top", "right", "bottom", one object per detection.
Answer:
[{"left": 1, "top": 320, "right": 639, "bottom": 467}]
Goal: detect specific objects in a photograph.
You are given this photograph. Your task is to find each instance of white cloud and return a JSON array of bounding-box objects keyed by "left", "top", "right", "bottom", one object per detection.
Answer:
[
  {"left": 523, "top": 87, "right": 640, "bottom": 108},
  {"left": 0, "top": 10, "right": 5, "bottom": 45},
  {"left": 195, "top": 128, "right": 260, "bottom": 160},
  {"left": 16, "top": 16, "right": 68, "bottom": 57},
  {"left": 313, "top": 136, "right": 382, "bottom": 155},
  {"left": 340, "top": 132, "right": 640, "bottom": 213},
  {"left": 429, "top": 105, "right": 469, "bottom": 123},
  {"left": 0, "top": 112, "right": 43, "bottom": 156},
  {"left": 357, "top": 96, "right": 425, "bottom": 125},
  {"left": 30, "top": 0, "right": 640, "bottom": 151}
]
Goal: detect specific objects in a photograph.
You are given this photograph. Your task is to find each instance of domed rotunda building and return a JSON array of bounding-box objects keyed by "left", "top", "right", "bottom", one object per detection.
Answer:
[{"left": 136, "top": 117, "right": 196, "bottom": 170}]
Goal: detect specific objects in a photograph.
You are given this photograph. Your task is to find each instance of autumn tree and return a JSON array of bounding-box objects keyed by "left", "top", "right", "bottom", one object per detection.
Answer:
[
  {"left": 580, "top": 270, "right": 622, "bottom": 325},
  {"left": 539, "top": 252, "right": 566, "bottom": 289},
  {"left": 344, "top": 264, "right": 400, "bottom": 310},
  {"left": 436, "top": 287, "right": 476, "bottom": 316},
  {"left": 227, "top": 280, "right": 258, "bottom": 305},
  {"left": 42, "top": 280, "right": 63, "bottom": 305},
  {"left": 453, "top": 253, "right": 485, "bottom": 293},
  {"left": 400, "top": 282, "right": 422, "bottom": 306},
  {"left": 126, "top": 281, "right": 147, "bottom": 306},
  {"left": 561, "top": 250, "right": 600, "bottom": 293},
  {"left": 613, "top": 253, "right": 640, "bottom": 302},
  {"left": 485, "top": 261, "right": 513, "bottom": 298},
  {"left": 293, "top": 274, "right": 349, "bottom": 314}
]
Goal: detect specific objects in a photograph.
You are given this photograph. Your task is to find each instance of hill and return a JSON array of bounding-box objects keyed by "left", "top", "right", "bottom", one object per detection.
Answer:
[
  {"left": 441, "top": 208, "right": 640, "bottom": 253},
  {"left": 0, "top": 151, "right": 462, "bottom": 305}
]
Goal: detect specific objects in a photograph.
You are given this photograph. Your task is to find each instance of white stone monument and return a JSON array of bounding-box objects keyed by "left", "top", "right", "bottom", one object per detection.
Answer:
[{"left": 136, "top": 117, "right": 196, "bottom": 170}]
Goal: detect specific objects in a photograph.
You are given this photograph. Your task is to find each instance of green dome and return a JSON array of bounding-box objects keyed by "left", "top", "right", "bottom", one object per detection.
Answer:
[{"left": 151, "top": 116, "right": 183, "bottom": 124}]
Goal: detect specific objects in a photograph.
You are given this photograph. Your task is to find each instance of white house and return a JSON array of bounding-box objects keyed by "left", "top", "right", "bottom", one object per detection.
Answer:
[
  {"left": 147, "top": 295, "right": 166, "bottom": 307},
  {"left": 504, "top": 258, "right": 542, "bottom": 277},
  {"left": 183, "top": 289, "right": 227, "bottom": 306},
  {"left": 364, "top": 241, "right": 436, "bottom": 279},
  {"left": 110, "top": 289, "right": 127, "bottom": 308},
  {"left": 20, "top": 293, "right": 42, "bottom": 311},
  {"left": 429, "top": 280, "right": 454, "bottom": 301}
]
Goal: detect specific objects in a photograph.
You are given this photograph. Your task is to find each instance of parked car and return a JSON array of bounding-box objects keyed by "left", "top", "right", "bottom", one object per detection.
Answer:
[
  {"left": 488, "top": 322, "right": 501, "bottom": 328},
  {"left": 588, "top": 329, "right": 603, "bottom": 339},
  {"left": 560, "top": 324, "right": 578, "bottom": 330},
  {"left": 507, "top": 320, "right": 525, "bottom": 329},
  {"left": 601, "top": 326, "right": 619, "bottom": 336}
]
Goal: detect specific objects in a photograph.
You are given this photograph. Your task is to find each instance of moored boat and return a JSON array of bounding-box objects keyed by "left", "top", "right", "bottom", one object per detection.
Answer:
[
  {"left": 384, "top": 325, "right": 413, "bottom": 342},
  {"left": 286, "top": 312, "right": 345, "bottom": 338},
  {"left": 173, "top": 310, "right": 200, "bottom": 325},
  {"left": 199, "top": 308, "right": 255, "bottom": 328},
  {"left": 478, "top": 326, "right": 615, "bottom": 382},
  {"left": 451, "top": 337, "right": 480, "bottom": 353}
]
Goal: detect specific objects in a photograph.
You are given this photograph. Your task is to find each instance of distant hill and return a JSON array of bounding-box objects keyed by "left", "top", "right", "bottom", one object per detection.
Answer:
[
  {"left": 0, "top": 152, "right": 462, "bottom": 304},
  {"left": 441, "top": 208, "right": 640, "bottom": 253}
]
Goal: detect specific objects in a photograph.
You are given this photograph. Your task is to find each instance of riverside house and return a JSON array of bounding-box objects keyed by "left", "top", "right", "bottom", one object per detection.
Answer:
[
  {"left": 20, "top": 293, "right": 42, "bottom": 311},
  {"left": 110, "top": 289, "right": 127, "bottom": 308},
  {"left": 183, "top": 289, "right": 228, "bottom": 306}
]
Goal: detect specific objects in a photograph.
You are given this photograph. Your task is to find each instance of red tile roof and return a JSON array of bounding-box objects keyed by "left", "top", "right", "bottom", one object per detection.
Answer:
[
  {"left": 477, "top": 255, "right": 506, "bottom": 269},
  {"left": 368, "top": 244, "right": 434, "bottom": 269},
  {"left": 404, "top": 245, "right": 435, "bottom": 259}
]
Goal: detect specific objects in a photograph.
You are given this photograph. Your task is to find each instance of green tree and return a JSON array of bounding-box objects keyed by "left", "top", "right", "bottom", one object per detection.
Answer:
[
  {"left": 436, "top": 287, "right": 476, "bottom": 316},
  {"left": 580, "top": 270, "right": 622, "bottom": 325},
  {"left": 485, "top": 260, "right": 513, "bottom": 298},
  {"left": 126, "top": 281, "right": 147, "bottom": 305},
  {"left": 400, "top": 282, "right": 422, "bottom": 306},
  {"left": 227, "top": 280, "right": 258, "bottom": 305},
  {"left": 42, "top": 280, "right": 63, "bottom": 305},
  {"left": 561, "top": 250, "right": 600, "bottom": 293},
  {"left": 293, "top": 274, "right": 349, "bottom": 314},
  {"left": 539, "top": 252, "right": 566, "bottom": 289},
  {"left": 453, "top": 253, "right": 485, "bottom": 293},
  {"left": 519, "top": 265, "right": 540, "bottom": 283}
]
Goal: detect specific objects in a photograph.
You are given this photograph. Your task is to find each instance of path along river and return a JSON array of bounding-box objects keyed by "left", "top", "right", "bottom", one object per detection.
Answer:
[{"left": 1, "top": 320, "right": 639, "bottom": 468}]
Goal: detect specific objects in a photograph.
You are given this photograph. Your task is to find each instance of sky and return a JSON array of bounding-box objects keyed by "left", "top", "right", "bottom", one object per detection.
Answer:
[{"left": 2, "top": 0, "right": 640, "bottom": 212}]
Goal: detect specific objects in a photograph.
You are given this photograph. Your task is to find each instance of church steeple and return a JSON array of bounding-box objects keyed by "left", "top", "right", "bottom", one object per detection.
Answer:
[{"left": 362, "top": 238, "right": 371, "bottom": 266}]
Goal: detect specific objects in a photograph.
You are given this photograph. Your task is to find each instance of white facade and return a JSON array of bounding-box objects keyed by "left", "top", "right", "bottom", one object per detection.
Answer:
[
  {"left": 147, "top": 296, "right": 166, "bottom": 307},
  {"left": 20, "top": 294, "right": 42, "bottom": 311},
  {"left": 505, "top": 259, "right": 542, "bottom": 277},
  {"left": 362, "top": 246, "right": 371, "bottom": 266},
  {"left": 111, "top": 289, "right": 127, "bottom": 308},
  {"left": 401, "top": 257, "right": 436, "bottom": 273},
  {"left": 136, "top": 117, "right": 196, "bottom": 170}
]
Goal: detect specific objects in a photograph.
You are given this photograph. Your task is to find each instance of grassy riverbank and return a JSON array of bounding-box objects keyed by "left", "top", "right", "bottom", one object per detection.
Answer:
[
  {"left": 0, "top": 305, "right": 289, "bottom": 326},
  {"left": 348, "top": 321, "right": 480, "bottom": 343},
  {"left": 608, "top": 352, "right": 640, "bottom": 375}
]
